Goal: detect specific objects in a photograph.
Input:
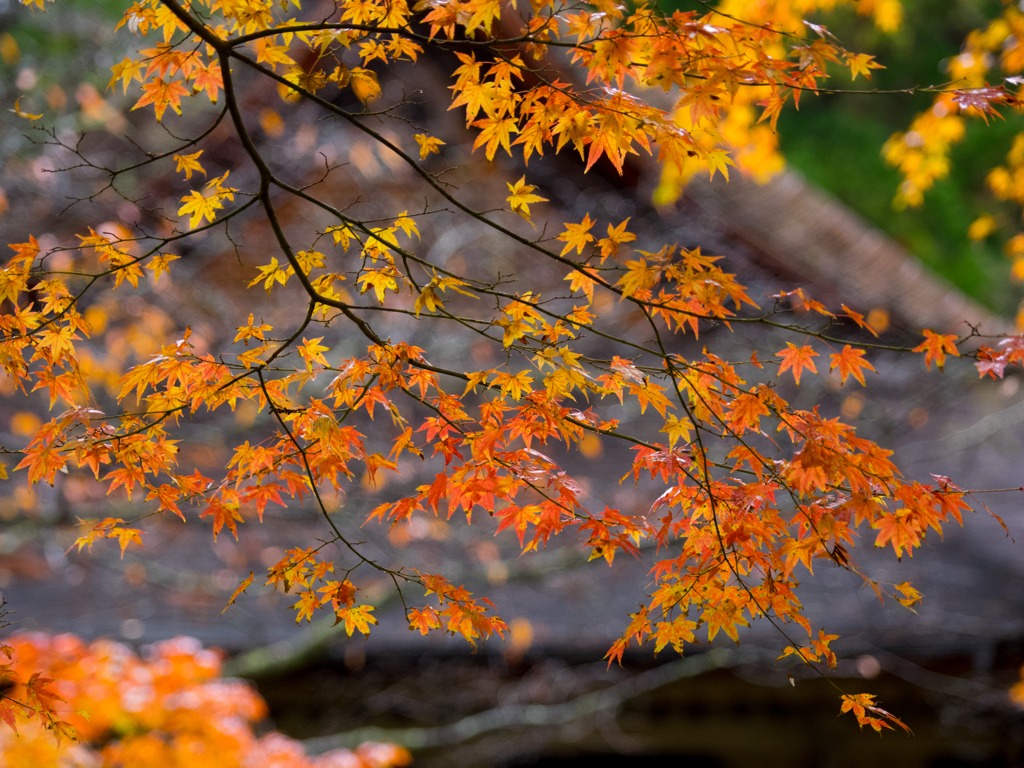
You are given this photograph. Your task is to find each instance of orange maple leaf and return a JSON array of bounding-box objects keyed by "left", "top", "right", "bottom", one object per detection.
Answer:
[
  {"left": 221, "top": 571, "right": 255, "bottom": 615},
  {"left": 775, "top": 343, "right": 819, "bottom": 386},
  {"left": 200, "top": 497, "right": 244, "bottom": 540},
  {"left": 109, "top": 527, "right": 143, "bottom": 559},
  {"left": 131, "top": 77, "right": 189, "bottom": 121},
  {"left": 913, "top": 329, "right": 959, "bottom": 371},
  {"left": 841, "top": 304, "right": 878, "bottom": 337},
  {"left": 829, "top": 345, "right": 875, "bottom": 386},
  {"left": 408, "top": 606, "right": 440, "bottom": 635}
]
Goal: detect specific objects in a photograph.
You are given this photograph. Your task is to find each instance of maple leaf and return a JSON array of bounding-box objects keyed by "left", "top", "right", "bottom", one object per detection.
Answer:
[
  {"left": 633, "top": 379, "right": 674, "bottom": 417},
  {"left": 951, "top": 86, "right": 1014, "bottom": 123},
  {"left": 393, "top": 212, "right": 420, "bottom": 240},
  {"left": 248, "top": 257, "right": 290, "bottom": 293},
  {"left": 565, "top": 268, "right": 597, "bottom": 303},
  {"left": 348, "top": 67, "right": 381, "bottom": 103},
  {"left": 495, "top": 503, "right": 541, "bottom": 546},
  {"left": 472, "top": 116, "right": 519, "bottom": 160},
  {"left": 191, "top": 61, "right": 222, "bottom": 102},
  {"left": 109, "top": 57, "right": 144, "bottom": 93},
  {"left": 298, "top": 337, "right": 330, "bottom": 370},
  {"left": 841, "top": 304, "right": 878, "bottom": 337},
  {"left": 0, "top": 700, "right": 16, "bottom": 735},
  {"left": 200, "top": 497, "right": 245, "bottom": 541},
  {"left": 358, "top": 266, "right": 400, "bottom": 304},
  {"left": 293, "top": 589, "right": 322, "bottom": 623},
  {"left": 913, "top": 330, "right": 959, "bottom": 371},
  {"left": 659, "top": 414, "right": 692, "bottom": 447},
  {"left": 494, "top": 370, "right": 533, "bottom": 401},
  {"left": 840, "top": 693, "right": 911, "bottom": 733},
  {"left": 254, "top": 39, "right": 295, "bottom": 68},
  {"left": 557, "top": 214, "right": 596, "bottom": 256},
  {"left": 597, "top": 219, "right": 636, "bottom": 261},
  {"left": 15, "top": 442, "right": 67, "bottom": 486},
  {"left": 409, "top": 606, "right": 440, "bottom": 634},
  {"left": 811, "top": 629, "right": 840, "bottom": 668},
  {"left": 335, "top": 604, "right": 378, "bottom": 636},
  {"left": 726, "top": 393, "right": 770, "bottom": 434},
  {"left": 11, "top": 97, "right": 43, "bottom": 120},
  {"left": 872, "top": 510, "right": 920, "bottom": 559},
  {"left": 829, "top": 345, "right": 875, "bottom": 386},
  {"left": 846, "top": 52, "right": 881, "bottom": 80},
  {"left": 894, "top": 581, "right": 923, "bottom": 610},
  {"left": 132, "top": 77, "right": 189, "bottom": 120},
  {"left": 173, "top": 150, "right": 206, "bottom": 180},
  {"left": 8, "top": 234, "right": 40, "bottom": 265},
  {"left": 653, "top": 618, "right": 697, "bottom": 654},
  {"left": 221, "top": 571, "right": 256, "bottom": 615},
  {"left": 71, "top": 525, "right": 107, "bottom": 555},
  {"left": 703, "top": 600, "right": 749, "bottom": 643},
  {"left": 505, "top": 176, "right": 547, "bottom": 223},
  {"left": 234, "top": 313, "right": 273, "bottom": 345},
  {"left": 178, "top": 189, "right": 224, "bottom": 229},
  {"left": 776, "top": 343, "right": 819, "bottom": 386},
  {"left": 109, "top": 526, "right": 143, "bottom": 558},
  {"left": 146, "top": 252, "right": 179, "bottom": 284},
  {"left": 327, "top": 225, "right": 355, "bottom": 250}
]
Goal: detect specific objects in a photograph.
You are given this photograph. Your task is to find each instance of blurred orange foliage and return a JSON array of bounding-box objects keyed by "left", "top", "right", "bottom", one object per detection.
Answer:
[{"left": 0, "top": 633, "right": 410, "bottom": 768}]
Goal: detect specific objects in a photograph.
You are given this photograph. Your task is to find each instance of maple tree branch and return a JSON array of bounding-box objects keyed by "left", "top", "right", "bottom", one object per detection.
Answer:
[
  {"left": 224, "top": 22, "right": 577, "bottom": 50},
  {"left": 635, "top": 305, "right": 849, "bottom": 682},
  {"left": 185, "top": 37, "right": 927, "bottom": 370},
  {"left": 254, "top": 367, "right": 416, "bottom": 586},
  {"left": 42, "top": 105, "right": 229, "bottom": 178},
  {"left": 6, "top": 1, "right": 1020, "bottom": 741}
]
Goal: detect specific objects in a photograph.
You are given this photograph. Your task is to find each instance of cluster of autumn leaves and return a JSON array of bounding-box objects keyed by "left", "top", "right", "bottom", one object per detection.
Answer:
[
  {"left": 5, "top": 0, "right": 1024, "bottom": 743},
  {"left": 0, "top": 632, "right": 410, "bottom": 767},
  {"left": 879, "top": 3, "right": 1024, "bottom": 322}
]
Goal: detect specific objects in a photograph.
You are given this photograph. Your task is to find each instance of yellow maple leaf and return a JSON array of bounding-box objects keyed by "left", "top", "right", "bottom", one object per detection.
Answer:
[
  {"left": 472, "top": 115, "right": 518, "bottom": 160},
  {"left": 659, "top": 414, "right": 692, "bottom": 447},
  {"left": 414, "top": 133, "right": 445, "bottom": 160},
  {"left": 173, "top": 150, "right": 206, "bottom": 180},
  {"left": 847, "top": 52, "right": 881, "bottom": 81},
  {"left": 597, "top": 218, "right": 636, "bottom": 262},
  {"left": 109, "top": 57, "right": 144, "bottom": 94},
  {"left": 222, "top": 571, "right": 255, "bottom": 615},
  {"left": 349, "top": 67, "right": 380, "bottom": 103},
  {"left": 177, "top": 190, "right": 223, "bottom": 229},
  {"left": 298, "top": 336, "right": 330, "bottom": 370},
  {"left": 505, "top": 176, "right": 547, "bottom": 223},
  {"left": 566, "top": 268, "right": 599, "bottom": 303},
  {"left": 248, "top": 258, "right": 290, "bottom": 293},
  {"left": 146, "top": 252, "right": 179, "bottom": 284},
  {"left": 11, "top": 97, "right": 42, "bottom": 120},
  {"left": 557, "top": 213, "right": 596, "bottom": 256},
  {"left": 358, "top": 266, "right": 399, "bottom": 303}
]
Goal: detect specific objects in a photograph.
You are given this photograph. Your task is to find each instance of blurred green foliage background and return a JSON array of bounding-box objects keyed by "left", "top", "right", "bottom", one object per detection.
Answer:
[
  {"left": 670, "top": 0, "right": 1024, "bottom": 317},
  {"left": 777, "top": 0, "right": 1023, "bottom": 317}
]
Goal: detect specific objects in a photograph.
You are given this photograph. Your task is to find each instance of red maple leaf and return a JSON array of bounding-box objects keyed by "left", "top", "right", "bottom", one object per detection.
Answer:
[{"left": 951, "top": 86, "right": 1015, "bottom": 123}]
